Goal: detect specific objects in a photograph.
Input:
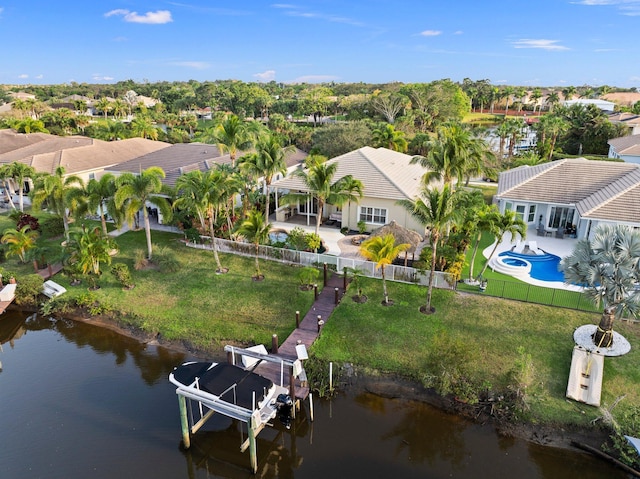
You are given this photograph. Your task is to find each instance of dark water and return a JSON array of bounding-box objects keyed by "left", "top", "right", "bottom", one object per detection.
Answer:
[{"left": 0, "top": 311, "right": 627, "bottom": 479}]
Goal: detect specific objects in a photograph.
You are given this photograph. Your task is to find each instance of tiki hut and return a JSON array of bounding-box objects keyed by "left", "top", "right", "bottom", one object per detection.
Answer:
[{"left": 370, "top": 221, "right": 423, "bottom": 266}]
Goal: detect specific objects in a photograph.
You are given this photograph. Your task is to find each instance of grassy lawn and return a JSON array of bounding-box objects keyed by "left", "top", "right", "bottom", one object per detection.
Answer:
[{"left": 313, "top": 278, "right": 640, "bottom": 426}]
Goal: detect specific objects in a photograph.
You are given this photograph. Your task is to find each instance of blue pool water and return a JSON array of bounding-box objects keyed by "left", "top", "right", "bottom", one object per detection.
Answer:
[{"left": 498, "top": 251, "right": 564, "bottom": 282}]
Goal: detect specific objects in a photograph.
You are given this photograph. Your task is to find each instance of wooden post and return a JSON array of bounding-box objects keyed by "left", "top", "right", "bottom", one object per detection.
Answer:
[
  {"left": 289, "top": 371, "right": 296, "bottom": 419},
  {"left": 271, "top": 334, "right": 279, "bottom": 354},
  {"left": 295, "top": 310, "right": 300, "bottom": 329},
  {"left": 226, "top": 350, "right": 233, "bottom": 364},
  {"left": 309, "top": 392, "right": 314, "bottom": 421},
  {"left": 317, "top": 315, "right": 324, "bottom": 332},
  {"left": 313, "top": 284, "right": 318, "bottom": 300},
  {"left": 178, "top": 394, "right": 191, "bottom": 449},
  {"left": 343, "top": 267, "right": 347, "bottom": 290},
  {"left": 334, "top": 287, "right": 339, "bottom": 305},
  {"left": 248, "top": 416, "right": 258, "bottom": 474},
  {"left": 323, "top": 263, "right": 328, "bottom": 286}
]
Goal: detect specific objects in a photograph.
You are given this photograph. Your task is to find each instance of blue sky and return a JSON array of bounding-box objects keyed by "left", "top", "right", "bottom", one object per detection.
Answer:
[{"left": 2, "top": 1, "right": 640, "bottom": 87}]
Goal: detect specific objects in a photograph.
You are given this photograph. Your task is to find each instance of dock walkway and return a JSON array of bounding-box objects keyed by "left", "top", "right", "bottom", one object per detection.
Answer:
[{"left": 251, "top": 271, "right": 346, "bottom": 401}]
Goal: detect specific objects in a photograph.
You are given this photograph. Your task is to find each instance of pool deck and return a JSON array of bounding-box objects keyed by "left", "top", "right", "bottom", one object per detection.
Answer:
[{"left": 482, "top": 225, "right": 583, "bottom": 291}]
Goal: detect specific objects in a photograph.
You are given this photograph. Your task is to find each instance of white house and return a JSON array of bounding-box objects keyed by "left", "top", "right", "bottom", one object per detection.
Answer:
[
  {"left": 495, "top": 158, "right": 640, "bottom": 240},
  {"left": 608, "top": 135, "right": 640, "bottom": 164}
]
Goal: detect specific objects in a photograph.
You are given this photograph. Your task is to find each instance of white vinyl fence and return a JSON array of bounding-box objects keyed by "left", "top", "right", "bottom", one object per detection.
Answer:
[{"left": 186, "top": 238, "right": 455, "bottom": 290}]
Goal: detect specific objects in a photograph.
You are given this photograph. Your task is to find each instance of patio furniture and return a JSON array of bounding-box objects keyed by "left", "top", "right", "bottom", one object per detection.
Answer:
[{"left": 556, "top": 227, "right": 565, "bottom": 239}]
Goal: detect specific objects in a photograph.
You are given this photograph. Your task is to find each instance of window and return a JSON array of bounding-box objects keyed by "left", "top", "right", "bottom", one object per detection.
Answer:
[
  {"left": 359, "top": 206, "right": 387, "bottom": 225},
  {"left": 548, "top": 207, "right": 575, "bottom": 229},
  {"left": 527, "top": 205, "right": 536, "bottom": 223},
  {"left": 89, "top": 173, "right": 96, "bottom": 180},
  {"left": 515, "top": 204, "right": 526, "bottom": 221}
]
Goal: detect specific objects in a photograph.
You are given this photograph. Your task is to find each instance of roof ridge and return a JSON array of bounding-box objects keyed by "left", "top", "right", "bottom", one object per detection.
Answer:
[
  {"left": 578, "top": 166, "right": 640, "bottom": 216},
  {"left": 360, "top": 147, "right": 413, "bottom": 198},
  {"left": 499, "top": 159, "right": 566, "bottom": 196}
]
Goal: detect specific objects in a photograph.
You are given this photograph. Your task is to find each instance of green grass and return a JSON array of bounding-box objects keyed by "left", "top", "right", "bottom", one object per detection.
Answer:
[{"left": 313, "top": 278, "right": 640, "bottom": 426}]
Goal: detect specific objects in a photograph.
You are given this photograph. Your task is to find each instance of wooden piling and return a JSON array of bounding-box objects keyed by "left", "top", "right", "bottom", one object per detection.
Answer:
[
  {"left": 314, "top": 284, "right": 318, "bottom": 300},
  {"left": 178, "top": 394, "right": 191, "bottom": 449},
  {"left": 323, "top": 263, "right": 327, "bottom": 286},
  {"left": 248, "top": 416, "right": 257, "bottom": 474},
  {"left": 295, "top": 310, "right": 300, "bottom": 328},
  {"left": 343, "top": 267, "right": 347, "bottom": 290},
  {"left": 317, "top": 315, "right": 324, "bottom": 332},
  {"left": 309, "top": 392, "right": 314, "bottom": 421},
  {"left": 334, "top": 287, "right": 339, "bottom": 305},
  {"left": 271, "top": 334, "right": 279, "bottom": 354}
]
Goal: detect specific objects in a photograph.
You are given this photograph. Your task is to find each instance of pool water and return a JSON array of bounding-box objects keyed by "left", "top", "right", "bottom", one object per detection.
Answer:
[{"left": 498, "top": 251, "right": 564, "bottom": 282}]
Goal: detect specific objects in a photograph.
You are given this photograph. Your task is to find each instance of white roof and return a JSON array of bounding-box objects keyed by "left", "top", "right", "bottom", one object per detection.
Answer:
[
  {"left": 562, "top": 99, "right": 615, "bottom": 111},
  {"left": 271, "top": 146, "right": 428, "bottom": 200}
]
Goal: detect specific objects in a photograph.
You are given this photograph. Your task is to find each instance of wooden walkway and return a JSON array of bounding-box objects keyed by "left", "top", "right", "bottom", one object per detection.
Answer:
[
  {"left": 37, "top": 263, "right": 63, "bottom": 280},
  {"left": 251, "top": 271, "right": 347, "bottom": 402}
]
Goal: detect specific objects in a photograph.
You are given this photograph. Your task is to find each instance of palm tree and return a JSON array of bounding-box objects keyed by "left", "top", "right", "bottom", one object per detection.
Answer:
[
  {"left": 30, "top": 166, "right": 84, "bottom": 241},
  {"left": 66, "top": 225, "right": 116, "bottom": 289},
  {"left": 114, "top": 167, "right": 172, "bottom": 260},
  {"left": 562, "top": 86, "right": 577, "bottom": 102},
  {"left": 360, "top": 234, "right": 409, "bottom": 305},
  {"left": 546, "top": 91, "right": 560, "bottom": 112},
  {"left": 241, "top": 134, "right": 295, "bottom": 222},
  {"left": 398, "top": 185, "right": 459, "bottom": 314},
  {"left": 5, "top": 162, "right": 35, "bottom": 212},
  {"left": 411, "top": 122, "right": 492, "bottom": 188},
  {"left": 282, "top": 157, "right": 364, "bottom": 236},
  {"left": 199, "top": 114, "right": 256, "bottom": 168},
  {"left": 1, "top": 225, "right": 39, "bottom": 263},
  {"left": 131, "top": 116, "right": 159, "bottom": 140},
  {"left": 0, "top": 164, "right": 17, "bottom": 209},
  {"left": 236, "top": 210, "right": 271, "bottom": 279},
  {"left": 563, "top": 225, "right": 640, "bottom": 347},
  {"left": 530, "top": 88, "right": 542, "bottom": 114},
  {"left": 95, "top": 97, "right": 112, "bottom": 119},
  {"left": 536, "top": 115, "right": 569, "bottom": 161},
  {"left": 371, "top": 124, "right": 408, "bottom": 152},
  {"left": 111, "top": 99, "right": 127, "bottom": 119},
  {"left": 476, "top": 209, "right": 527, "bottom": 279},
  {"left": 68, "top": 173, "right": 121, "bottom": 235},
  {"left": 95, "top": 120, "right": 128, "bottom": 141},
  {"left": 466, "top": 204, "right": 500, "bottom": 281},
  {"left": 502, "top": 86, "right": 515, "bottom": 114},
  {"left": 174, "top": 169, "right": 229, "bottom": 273}
]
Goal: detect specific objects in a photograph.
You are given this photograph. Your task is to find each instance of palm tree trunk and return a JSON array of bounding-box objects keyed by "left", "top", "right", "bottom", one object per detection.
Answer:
[
  {"left": 477, "top": 240, "right": 501, "bottom": 279},
  {"left": 264, "top": 181, "right": 271, "bottom": 224},
  {"left": 100, "top": 206, "right": 108, "bottom": 236},
  {"left": 18, "top": 187, "right": 24, "bottom": 212},
  {"left": 593, "top": 307, "right": 615, "bottom": 348},
  {"left": 63, "top": 213, "right": 70, "bottom": 242},
  {"left": 254, "top": 244, "right": 261, "bottom": 276},
  {"left": 209, "top": 217, "right": 224, "bottom": 272},
  {"left": 468, "top": 232, "right": 482, "bottom": 281},
  {"left": 143, "top": 207, "right": 153, "bottom": 260},
  {"left": 2, "top": 180, "right": 16, "bottom": 209},
  {"left": 426, "top": 243, "right": 438, "bottom": 312},
  {"left": 382, "top": 266, "right": 388, "bottom": 304}
]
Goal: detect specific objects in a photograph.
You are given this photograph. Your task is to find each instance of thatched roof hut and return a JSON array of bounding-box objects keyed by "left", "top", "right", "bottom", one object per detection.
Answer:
[{"left": 370, "top": 221, "right": 423, "bottom": 265}]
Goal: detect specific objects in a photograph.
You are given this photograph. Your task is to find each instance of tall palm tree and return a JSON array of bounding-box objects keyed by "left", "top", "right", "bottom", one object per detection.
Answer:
[
  {"left": 398, "top": 185, "right": 459, "bottom": 314},
  {"left": 466, "top": 204, "right": 500, "bottom": 281},
  {"left": 114, "top": 167, "right": 172, "bottom": 260},
  {"left": 411, "top": 122, "right": 492, "bottom": 188},
  {"left": 563, "top": 225, "right": 640, "bottom": 347},
  {"left": 360, "top": 234, "right": 409, "bottom": 305},
  {"left": 68, "top": 173, "right": 120, "bottom": 235},
  {"left": 174, "top": 169, "right": 229, "bottom": 273},
  {"left": 199, "top": 114, "right": 256, "bottom": 168},
  {"left": 131, "top": 116, "right": 159, "bottom": 140},
  {"left": 536, "top": 115, "right": 569, "bottom": 161},
  {"left": 241, "top": 134, "right": 295, "bottom": 222},
  {"left": 1, "top": 225, "right": 39, "bottom": 263},
  {"left": 31, "top": 166, "right": 84, "bottom": 241},
  {"left": 236, "top": 210, "right": 271, "bottom": 279},
  {"left": 0, "top": 164, "right": 17, "bottom": 209},
  {"left": 476, "top": 209, "right": 527, "bottom": 279},
  {"left": 371, "top": 124, "right": 408, "bottom": 152},
  {"left": 546, "top": 91, "right": 560, "bottom": 112},
  {"left": 282, "top": 157, "right": 363, "bottom": 235},
  {"left": 95, "top": 97, "right": 112, "bottom": 119},
  {"left": 5, "top": 162, "right": 35, "bottom": 212},
  {"left": 562, "top": 86, "right": 577, "bottom": 102}
]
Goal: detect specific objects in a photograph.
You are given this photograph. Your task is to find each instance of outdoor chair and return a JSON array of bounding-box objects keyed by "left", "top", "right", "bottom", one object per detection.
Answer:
[
  {"left": 537, "top": 226, "right": 546, "bottom": 237},
  {"left": 555, "top": 227, "right": 564, "bottom": 239}
]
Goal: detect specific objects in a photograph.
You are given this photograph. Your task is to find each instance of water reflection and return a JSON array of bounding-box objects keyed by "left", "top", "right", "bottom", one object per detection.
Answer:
[{"left": 0, "top": 310, "right": 629, "bottom": 479}]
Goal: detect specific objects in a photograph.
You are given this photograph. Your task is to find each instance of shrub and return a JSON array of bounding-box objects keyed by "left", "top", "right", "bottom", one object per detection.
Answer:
[
  {"left": 133, "top": 249, "right": 148, "bottom": 270},
  {"left": 605, "top": 405, "right": 640, "bottom": 469},
  {"left": 40, "top": 216, "right": 65, "bottom": 237},
  {"left": 285, "top": 227, "right": 308, "bottom": 251},
  {"left": 14, "top": 273, "right": 44, "bottom": 306},
  {"left": 16, "top": 213, "right": 40, "bottom": 232},
  {"left": 153, "top": 245, "right": 180, "bottom": 273},
  {"left": 357, "top": 220, "right": 367, "bottom": 234},
  {"left": 40, "top": 296, "right": 75, "bottom": 316},
  {"left": 297, "top": 266, "right": 319, "bottom": 286},
  {"left": 111, "top": 263, "right": 134, "bottom": 288},
  {"left": 183, "top": 227, "right": 201, "bottom": 243}
]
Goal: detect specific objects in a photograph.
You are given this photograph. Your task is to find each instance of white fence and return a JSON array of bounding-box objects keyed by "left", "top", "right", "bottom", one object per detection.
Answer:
[{"left": 186, "top": 238, "right": 455, "bottom": 290}]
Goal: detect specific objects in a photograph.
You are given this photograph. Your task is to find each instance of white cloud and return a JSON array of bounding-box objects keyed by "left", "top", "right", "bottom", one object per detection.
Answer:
[
  {"left": 454, "top": 30, "right": 463, "bottom": 35},
  {"left": 512, "top": 39, "right": 569, "bottom": 51},
  {"left": 0, "top": 7, "right": 4, "bottom": 17},
  {"left": 35, "top": 74, "right": 43, "bottom": 79},
  {"left": 572, "top": 0, "right": 640, "bottom": 15},
  {"left": 93, "top": 75, "right": 115, "bottom": 81},
  {"left": 18, "top": 74, "right": 28, "bottom": 79},
  {"left": 420, "top": 30, "right": 442, "bottom": 37},
  {"left": 170, "top": 61, "right": 210, "bottom": 69},
  {"left": 105, "top": 9, "right": 173, "bottom": 24},
  {"left": 253, "top": 70, "right": 276, "bottom": 82}
]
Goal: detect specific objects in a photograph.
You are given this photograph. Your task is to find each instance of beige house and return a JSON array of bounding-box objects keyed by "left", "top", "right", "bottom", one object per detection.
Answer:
[
  {"left": 0, "top": 129, "right": 170, "bottom": 201},
  {"left": 271, "top": 146, "right": 435, "bottom": 234}
]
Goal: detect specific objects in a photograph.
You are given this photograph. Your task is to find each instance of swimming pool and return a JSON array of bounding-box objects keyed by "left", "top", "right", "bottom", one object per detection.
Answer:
[{"left": 498, "top": 251, "right": 564, "bottom": 282}]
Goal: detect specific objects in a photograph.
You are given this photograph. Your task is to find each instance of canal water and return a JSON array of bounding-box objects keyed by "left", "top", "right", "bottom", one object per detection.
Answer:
[{"left": 0, "top": 310, "right": 627, "bottom": 478}]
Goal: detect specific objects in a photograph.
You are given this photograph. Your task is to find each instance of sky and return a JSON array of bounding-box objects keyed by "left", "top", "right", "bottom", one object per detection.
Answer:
[{"left": 1, "top": 0, "right": 640, "bottom": 88}]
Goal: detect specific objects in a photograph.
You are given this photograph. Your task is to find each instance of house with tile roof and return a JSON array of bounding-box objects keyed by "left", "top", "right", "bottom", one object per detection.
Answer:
[
  {"left": 607, "top": 113, "right": 640, "bottom": 136},
  {"left": 271, "top": 146, "right": 435, "bottom": 233},
  {"left": 608, "top": 134, "right": 640, "bottom": 164},
  {"left": 0, "top": 129, "right": 171, "bottom": 204},
  {"left": 495, "top": 158, "right": 640, "bottom": 240}
]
